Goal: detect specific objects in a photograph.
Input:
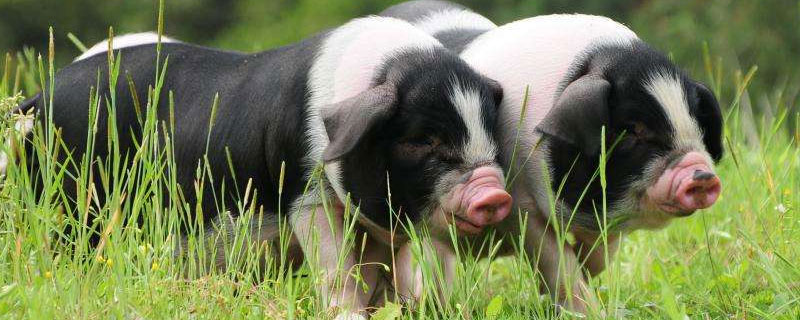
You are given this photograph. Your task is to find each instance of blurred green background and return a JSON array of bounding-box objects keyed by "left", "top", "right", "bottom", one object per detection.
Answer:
[{"left": 1, "top": 0, "right": 798, "bottom": 113}]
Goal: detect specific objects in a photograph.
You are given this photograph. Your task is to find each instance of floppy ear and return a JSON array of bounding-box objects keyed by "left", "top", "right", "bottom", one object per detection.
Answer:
[
  {"left": 535, "top": 75, "right": 611, "bottom": 155},
  {"left": 322, "top": 83, "right": 397, "bottom": 162},
  {"left": 693, "top": 82, "right": 723, "bottom": 162}
]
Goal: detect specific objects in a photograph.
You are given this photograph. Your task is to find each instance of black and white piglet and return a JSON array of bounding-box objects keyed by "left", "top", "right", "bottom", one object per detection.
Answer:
[
  {"left": 11, "top": 17, "right": 512, "bottom": 318},
  {"left": 382, "top": 1, "right": 723, "bottom": 312}
]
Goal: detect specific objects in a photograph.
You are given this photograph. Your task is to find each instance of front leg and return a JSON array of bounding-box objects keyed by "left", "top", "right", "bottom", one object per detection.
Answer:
[
  {"left": 290, "top": 201, "right": 373, "bottom": 319},
  {"left": 572, "top": 228, "right": 620, "bottom": 277},
  {"left": 521, "top": 207, "right": 598, "bottom": 314},
  {"left": 393, "top": 237, "right": 456, "bottom": 306}
]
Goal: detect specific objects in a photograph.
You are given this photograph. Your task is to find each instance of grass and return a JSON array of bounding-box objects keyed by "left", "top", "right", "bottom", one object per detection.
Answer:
[{"left": 0, "top": 12, "right": 799, "bottom": 320}]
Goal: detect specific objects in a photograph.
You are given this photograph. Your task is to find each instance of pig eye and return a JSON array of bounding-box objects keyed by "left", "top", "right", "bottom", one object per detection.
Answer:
[
  {"left": 621, "top": 122, "right": 648, "bottom": 140},
  {"left": 393, "top": 135, "right": 440, "bottom": 161},
  {"left": 616, "top": 122, "right": 650, "bottom": 150},
  {"left": 405, "top": 136, "right": 437, "bottom": 146}
]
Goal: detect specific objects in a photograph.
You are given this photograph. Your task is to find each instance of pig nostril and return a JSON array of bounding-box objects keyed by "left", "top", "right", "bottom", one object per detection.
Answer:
[
  {"left": 693, "top": 170, "right": 716, "bottom": 181},
  {"left": 467, "top": 190, "right": 512, "bottom": 225},
  {"left": 475, "top": 203, "right": 499, "bottom": 215},
  {"left": 677, "top": 176, "right": 721, "bottom": 211},
  {"left": 474, "top": 205, "right": 494, "bottom": 215}
]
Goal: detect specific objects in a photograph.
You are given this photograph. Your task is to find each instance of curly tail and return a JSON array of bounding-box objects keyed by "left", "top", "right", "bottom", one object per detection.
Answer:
[{"left": 1, "top": 92, "right": 39, "bottom": 176}]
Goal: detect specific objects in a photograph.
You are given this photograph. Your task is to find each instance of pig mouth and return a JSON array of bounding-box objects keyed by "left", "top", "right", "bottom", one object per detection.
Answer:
[
  {"left": 654, "top": 202, "right": 696, "bottom": 217},
  {"left": 451, "top": 214, "right": 484, "bottom": 234}
]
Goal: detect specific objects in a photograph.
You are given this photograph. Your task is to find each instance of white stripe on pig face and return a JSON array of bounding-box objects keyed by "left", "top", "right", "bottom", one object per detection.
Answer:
[
  {"left": 448, "top": 79, "right": 498, "bottom": 165},
  {"left": 644, "top": 71, "right": 707, "bottom": 153}
]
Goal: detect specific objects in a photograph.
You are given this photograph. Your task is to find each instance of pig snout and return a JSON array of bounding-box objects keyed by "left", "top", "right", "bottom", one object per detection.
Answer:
[
  {"left": 675, "top": 169, "right": 721, "bottom": 211},
  {"left": 454, "top": 166, "right": 512, "bottom": 233},
  {"left": 646, "top": 151, "right": 721, "bottom": 216}
]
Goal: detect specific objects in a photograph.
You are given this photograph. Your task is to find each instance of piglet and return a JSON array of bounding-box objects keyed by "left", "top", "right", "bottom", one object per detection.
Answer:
[{"left": 9, "top": 16, "right": 513, "bottom": 318}]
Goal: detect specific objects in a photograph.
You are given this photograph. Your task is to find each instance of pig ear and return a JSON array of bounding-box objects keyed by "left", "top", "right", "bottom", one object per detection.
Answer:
[
  {"left": 322, "top": 83, "right": 397, "bottom": 162},
  {"left": 536, "top": 75, "right": 611, "bottom": 155},
  {"left": 693, "top": 82, "right": 724, "bottom": 162}
]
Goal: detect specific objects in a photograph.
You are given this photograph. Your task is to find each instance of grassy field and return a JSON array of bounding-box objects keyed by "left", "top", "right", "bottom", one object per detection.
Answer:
[{"left": 0, "top": 23, "right": 798, "bottom": 320}]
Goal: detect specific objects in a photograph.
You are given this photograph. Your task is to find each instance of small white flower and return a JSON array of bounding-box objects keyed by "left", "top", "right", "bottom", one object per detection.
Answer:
[{"left": 775, "top": 204, "right": 788, "bottom": 214}]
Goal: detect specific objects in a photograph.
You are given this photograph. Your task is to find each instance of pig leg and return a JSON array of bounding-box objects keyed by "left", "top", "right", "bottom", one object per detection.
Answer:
[
  {"left": 521, "top": 206, "right": 599, "bottom": 314},
  {"left": 290, "top": 202, "right": 373, "bottom": 319},
  {"left": 394, "top": 237, "right": 457, "bottom": 305},
  {"left": 352, "top": 233, "right": 393, "bottom": 312},
  {"left": 572, "top": 229, "right": 620, "bottom": 277}
]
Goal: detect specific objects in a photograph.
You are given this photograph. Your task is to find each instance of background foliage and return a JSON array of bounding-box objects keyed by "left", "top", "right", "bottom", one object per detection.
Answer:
[{"left": 1, "top": 0, "right": 798, "bottom": 104}]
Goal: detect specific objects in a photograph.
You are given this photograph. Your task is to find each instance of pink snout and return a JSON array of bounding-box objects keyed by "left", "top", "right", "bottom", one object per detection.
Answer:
[
  {"left": 455, "top": 167, "right": 512, "bottom": 233},
  {"left": 647, "top": 151, "right": 722, "bottom": 216},
  {"left": 674, "top": 169, "right": 721, "bottom": 213}
]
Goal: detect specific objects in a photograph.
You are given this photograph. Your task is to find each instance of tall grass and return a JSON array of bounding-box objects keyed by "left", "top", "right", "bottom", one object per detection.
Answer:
[{"left": 0, "top": 16, "right": 799, "bottom": 320}]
